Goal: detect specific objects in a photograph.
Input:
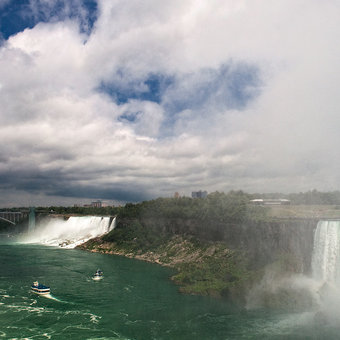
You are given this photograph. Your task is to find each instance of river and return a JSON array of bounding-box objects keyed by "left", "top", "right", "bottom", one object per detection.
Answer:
[{"left": 1, "top": 238, "right": 340, "bottom": 339}]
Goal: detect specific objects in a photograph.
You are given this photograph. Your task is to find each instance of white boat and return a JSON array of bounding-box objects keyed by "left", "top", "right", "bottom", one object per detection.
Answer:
[
  {"left": 92, "top": 269, "right": 103, "bottom": 281},
  {"left": 31, "top": 281, "right": 50, "bottom": 294}
]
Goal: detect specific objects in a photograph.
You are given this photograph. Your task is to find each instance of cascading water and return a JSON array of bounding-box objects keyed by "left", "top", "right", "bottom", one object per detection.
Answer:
[
  {"left": 247, "top": 220, "right": 340, "bottom": 312},
  {"left": 308, "top": 220, "right": 340, "bottom": 325},
  {"left": 22, "top": 216, "right": 116, "bottom": 249},
  {"left": 311, "top": 220, "right": 340, "bottom": 284}
]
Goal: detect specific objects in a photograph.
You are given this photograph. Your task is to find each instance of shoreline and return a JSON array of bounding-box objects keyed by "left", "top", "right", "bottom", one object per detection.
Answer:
[
  {"left": 78, "top": 241, "right": 172, "bottom": 267},
  {"left": 77, "top": 235, "right": 250, "bottom": 301}
]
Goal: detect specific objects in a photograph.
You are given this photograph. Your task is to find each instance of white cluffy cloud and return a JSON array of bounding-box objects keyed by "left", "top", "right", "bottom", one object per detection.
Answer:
[{"left": 0, "top": 0, "right": 340, "bottom": 206}]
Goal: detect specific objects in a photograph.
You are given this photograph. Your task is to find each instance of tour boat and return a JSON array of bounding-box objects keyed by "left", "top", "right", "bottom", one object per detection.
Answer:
[
  {"left": 92, "top": 269, "right": 103, "bottom": 281},
  {"left": 31, "top": 281, "right": 50, "bottom": 294}
]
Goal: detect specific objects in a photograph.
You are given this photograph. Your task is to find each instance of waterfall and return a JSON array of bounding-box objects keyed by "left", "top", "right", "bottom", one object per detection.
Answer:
[
  {"left": 28, "top": 207, "right": 36, "bottom": 232},
  {"left": 246, "top": 220, "right": 340, "bottom": 311},
  {"left": 311, "top": 220, "right": 340, "bottom": 284},
  {"left": 22, "top": 216, "right": 116, "bottom": 249},
  {"left": 309, "top": 220, "right": 340, "bottom": 323}
]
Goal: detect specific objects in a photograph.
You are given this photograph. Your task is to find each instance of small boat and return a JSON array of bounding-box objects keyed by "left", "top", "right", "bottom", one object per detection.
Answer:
[
  {"left": 31, "top": 281, "right": 50, "bottom": 294},
  {"left": 92, "top": 269, "right": 103, "bottom": 281}
]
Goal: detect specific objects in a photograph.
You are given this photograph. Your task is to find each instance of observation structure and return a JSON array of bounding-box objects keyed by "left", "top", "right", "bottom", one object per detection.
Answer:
[
  {"left": 0, "top": 207, "right": 35, "bottom": 230},
  {"left": 0, "top": 211, "right": 28, "bottom": 225}
]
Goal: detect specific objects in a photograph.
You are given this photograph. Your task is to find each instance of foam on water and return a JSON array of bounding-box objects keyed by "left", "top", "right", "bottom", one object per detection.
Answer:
[
  {"left": 38, "top": 293, "right": 63, "bottom": 302},
  {"left": 21, "top": 216, "right": 116, "bottom": 248}
]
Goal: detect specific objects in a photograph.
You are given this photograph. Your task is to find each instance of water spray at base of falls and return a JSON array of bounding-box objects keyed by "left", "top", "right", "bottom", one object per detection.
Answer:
[
  {"left": 21, "top": 216, "right": 116, "bottom": 248},
  {"left": 247, "top": 220, "right": 340, "bottom": 323},
  {"left": 309, "top": 220, "right": 340, "bottom": 324}
]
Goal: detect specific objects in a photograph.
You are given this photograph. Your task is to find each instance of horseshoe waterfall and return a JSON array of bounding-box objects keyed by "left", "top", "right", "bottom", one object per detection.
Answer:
[{"left": 312, "top": 220, "right": 340, "bottom": 284}]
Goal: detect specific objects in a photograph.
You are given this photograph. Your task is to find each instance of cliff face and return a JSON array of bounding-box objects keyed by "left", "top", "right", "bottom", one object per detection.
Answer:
[
  {"left": 139, "top": 217, "right": 318, "bottom": 273},
  {"left": 80, "top": 216, "right": 319, "bottom": 302},
  {"left": 221, "top": 219, "right": 318, "bottom": 273}
]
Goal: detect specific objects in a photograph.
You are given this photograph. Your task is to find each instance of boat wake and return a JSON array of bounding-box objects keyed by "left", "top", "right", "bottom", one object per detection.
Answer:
[{"left": 39, "top": 293, "right": 62, "bottom": 302}]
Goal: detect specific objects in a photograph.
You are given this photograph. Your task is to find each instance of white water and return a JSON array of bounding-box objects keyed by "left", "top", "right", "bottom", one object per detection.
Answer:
[
  {"left": 311, "top": 220, "right": 340, "bottom": 284},
  {"left": 247, "top": 220, "right": 340, "bottom": 316},
  {"left": 22, "top": 216, "right": 116, "bottom": 248},
  {"left": 309, "top": 220, "right": 340, "bottom": 324}
]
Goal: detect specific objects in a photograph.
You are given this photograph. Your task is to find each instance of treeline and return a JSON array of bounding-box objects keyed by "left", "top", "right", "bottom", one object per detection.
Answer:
[
  {"left": 27, "top": 190, "right": 265, "bottom": 223},
  {"left": 102, "top": 191, "right": 267, "bottom": 248},
  {"left": 7, "top": 189, "right": 340, "bottom": 219},
  {"left": 34, "top": 206, "right": 121, "bottom": 216},
  {"left": 101, "top": 189, "right": 340, "bottom": 248},
  {"left": 118, "top": 190, "right": 265, "bottom": 222}
]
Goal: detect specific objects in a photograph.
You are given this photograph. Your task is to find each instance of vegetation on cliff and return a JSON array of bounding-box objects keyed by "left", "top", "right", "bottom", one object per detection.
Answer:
[
  {"left": 3, "top": 189, "right": 328, "bottom": 301},
  {"left": 78, "top": 191, "right": 322, "bottom": 303},
  {"left": 78, "top": 191, "right": 266, "bottom": 301},
  {"left": 79, "top": 234, "right": 252, "bottom": 301},
  {"left": 26, "top": 189, "right": 340, "bottom": 216}
]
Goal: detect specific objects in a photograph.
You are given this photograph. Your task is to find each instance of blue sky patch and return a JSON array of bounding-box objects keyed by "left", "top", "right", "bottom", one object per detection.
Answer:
[
  {"left": 98, "top": 73, "right": 174, "bottom": 105},
  {"left": 99, "top": 64, "right": 260, "bottom": 116},
  {"left": 163, "top": 64, "right": 261, "bottom": 114},
  {"left": 0, "top": 0, "right": 97, "bottom": 40},
  {"left": 118, "top": 111, "right": 142, "bottom": 123}
]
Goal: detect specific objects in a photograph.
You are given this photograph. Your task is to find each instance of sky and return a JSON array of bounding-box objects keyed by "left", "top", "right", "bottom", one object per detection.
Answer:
[{"left": 0, "top": 0, "right": 339, "bottom": 207}]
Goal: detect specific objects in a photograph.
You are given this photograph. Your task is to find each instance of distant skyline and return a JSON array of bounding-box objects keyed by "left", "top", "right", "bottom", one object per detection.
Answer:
[{"left": 0, "top": 0, "right": 340, "bottom": 207}]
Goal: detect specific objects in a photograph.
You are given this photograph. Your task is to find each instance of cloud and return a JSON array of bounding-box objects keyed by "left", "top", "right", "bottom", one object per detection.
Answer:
[{"left": 0, "top": 0, "right": 340, "bottom": 206}]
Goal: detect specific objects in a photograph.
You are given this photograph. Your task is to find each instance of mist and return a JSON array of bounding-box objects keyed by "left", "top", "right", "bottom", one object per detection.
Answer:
[
  {"left": 247, "top": 220, "right": 340, "bottom": 327},
  {"left": 20, "top": 216, "right": 116, "bottom": 248}
]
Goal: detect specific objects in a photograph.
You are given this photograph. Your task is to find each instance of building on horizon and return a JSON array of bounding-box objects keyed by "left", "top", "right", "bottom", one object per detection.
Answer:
[
  {"left": 191, "top": 190, "right": 208, "bottom": 199},
  {"left": 91, "top": 200, "right": 102, "bottom": 208},
  {"left": 82, "top": 200, "right": 112, "bottom": 208},
  {"left": 250, "top": 198, "right": 290, "bottom": 205}
]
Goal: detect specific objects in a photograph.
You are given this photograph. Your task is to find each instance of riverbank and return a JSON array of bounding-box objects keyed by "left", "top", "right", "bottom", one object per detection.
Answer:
[
  {"left": 75, "top": 194, "right": 323, "bottom": 303},
  {"left": 77, "top": 234, "right": 252, "bottom": 301}
]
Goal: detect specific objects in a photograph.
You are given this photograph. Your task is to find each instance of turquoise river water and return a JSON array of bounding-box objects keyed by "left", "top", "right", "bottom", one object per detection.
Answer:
[{"left": 0, "top": 240, "right": 339, "bottom": 339}]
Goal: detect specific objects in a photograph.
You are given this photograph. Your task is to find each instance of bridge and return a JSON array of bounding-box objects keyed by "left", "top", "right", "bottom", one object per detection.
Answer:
[{"left": 0, "top": 210, "right": 30, "bottom": 225}]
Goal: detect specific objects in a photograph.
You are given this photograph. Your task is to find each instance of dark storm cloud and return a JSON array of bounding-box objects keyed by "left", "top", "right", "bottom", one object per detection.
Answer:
[
  {"left": 0, "top": 167, "right": 151, "bottom": 202},
  {"left": 50, "top": 184, "right": 151, "bottom": 202}
]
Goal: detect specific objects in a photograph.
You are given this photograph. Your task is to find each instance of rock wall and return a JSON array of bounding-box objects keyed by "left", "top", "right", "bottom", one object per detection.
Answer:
[
  {"left": 139, "top": 216, "right": 318, "bottom": 273},
  {"left": 222, "top": 219, "right": 318, "bottom": 272}
]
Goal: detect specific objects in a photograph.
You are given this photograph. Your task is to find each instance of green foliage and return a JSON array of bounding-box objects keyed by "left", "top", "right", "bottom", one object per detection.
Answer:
[
  {"left": 44, "top": 205, "right": 121, "bottom": 216},
  {"left": 100, "top": 190, "right": 269, "bottom": 246},
  {"left": 172, "top": 250, "right": 250, "bottom": 296},
  {"left": 244, "top": 204, "right": 268, "bottom": 221},
  {"left": 204, "top": 191, "right": 249, "bottom": 223},
  {"left": 288, "top": 190, "right": 340, "bottom": 205},
  {"left": 102, "top": 219, "right": 168, "bottom": 251},
  {"left": 116, "top": 203, "right": 142, "bottom": 218},
  {"left": 116, "top": 190, "right": 257, "bottom": 223}
]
